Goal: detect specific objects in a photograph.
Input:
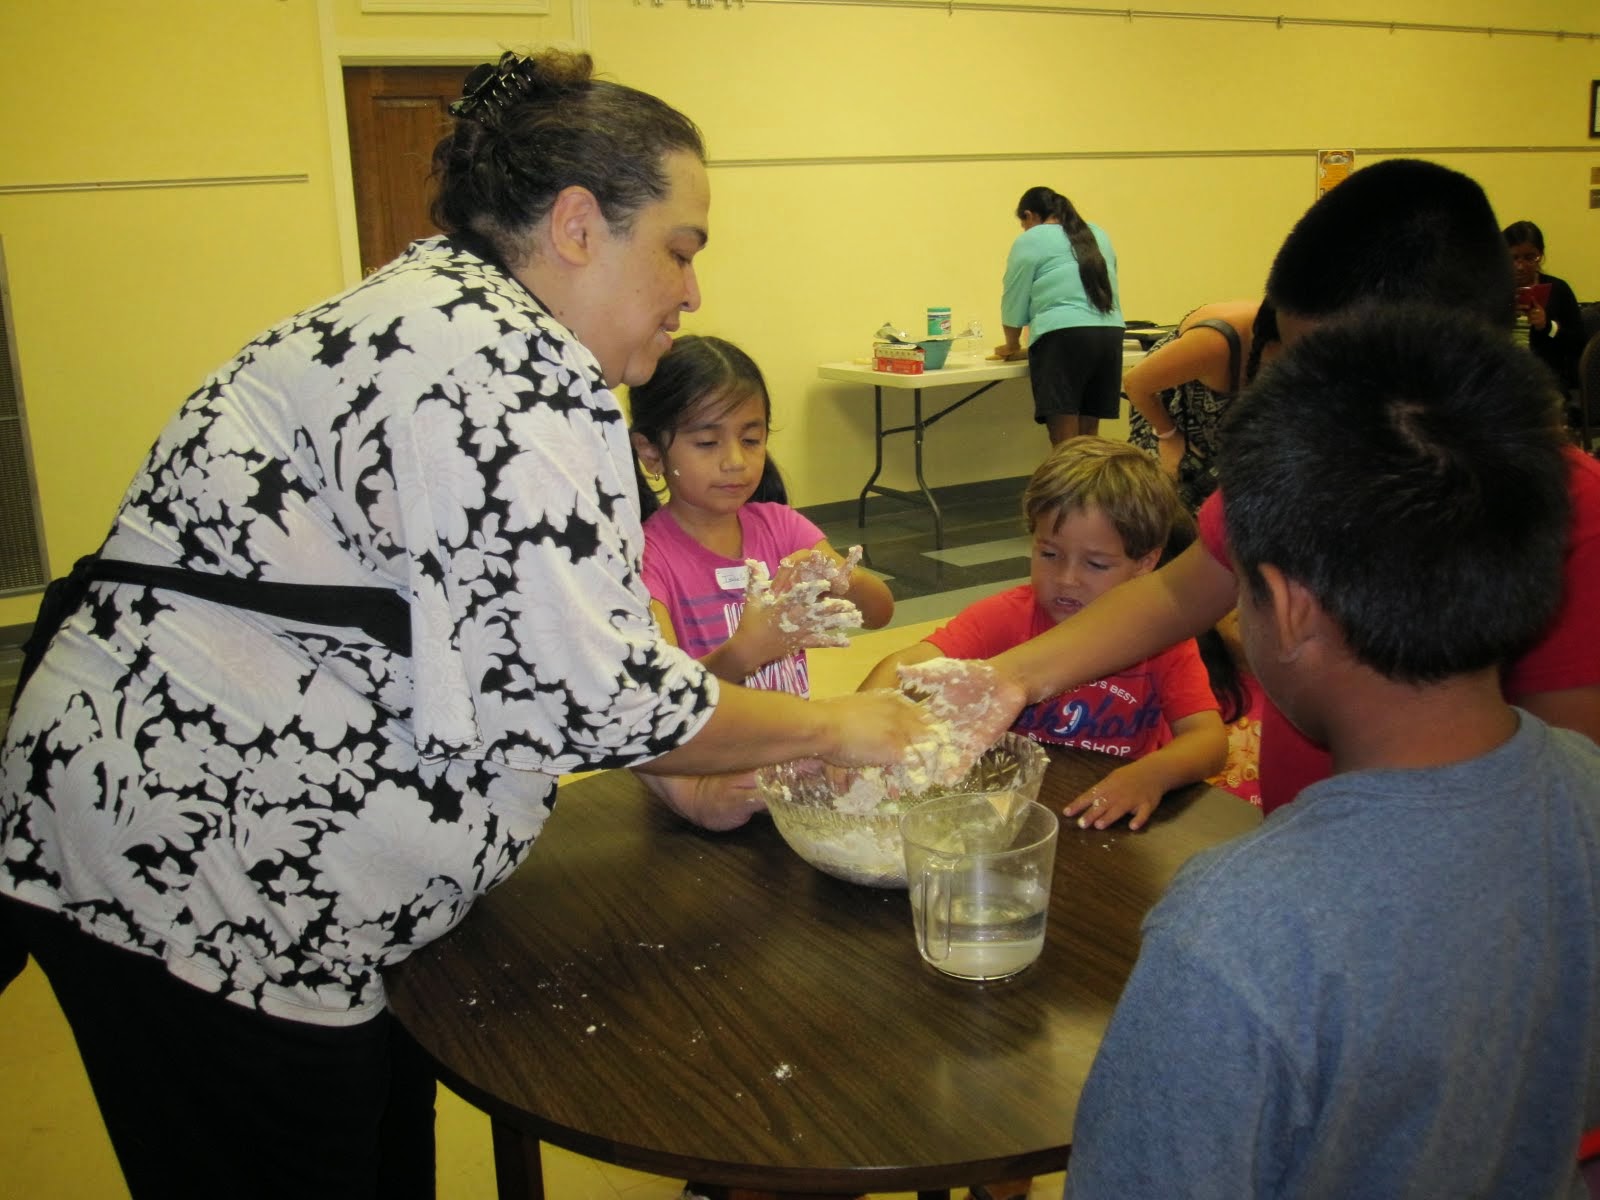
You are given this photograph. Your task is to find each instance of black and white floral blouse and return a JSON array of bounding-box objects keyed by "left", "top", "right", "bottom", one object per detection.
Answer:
[{"left": 0, "top": 237, "right": 716, "bottom": 1025}]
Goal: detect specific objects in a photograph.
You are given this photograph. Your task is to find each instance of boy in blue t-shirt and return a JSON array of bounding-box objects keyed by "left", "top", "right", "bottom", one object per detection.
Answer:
[{"left": 1066, "top": 304, "right": 1600, "bottom": 1199}]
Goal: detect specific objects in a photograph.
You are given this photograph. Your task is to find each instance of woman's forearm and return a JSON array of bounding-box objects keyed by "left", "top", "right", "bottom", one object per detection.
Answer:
[
  {"left": 643, "top": 685, "right": 830, "bottom": 775},
  {"left": 639, "top": 683, "right": 925, "bottom": 776}
]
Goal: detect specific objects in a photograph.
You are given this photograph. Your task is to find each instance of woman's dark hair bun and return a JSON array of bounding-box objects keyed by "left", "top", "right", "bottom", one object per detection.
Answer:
[
  {"left": 449, "top": 50, "right": 592, "bottom": 124},
  {"left": 429, "top": 48, "right": 703, "bottom": 266}
]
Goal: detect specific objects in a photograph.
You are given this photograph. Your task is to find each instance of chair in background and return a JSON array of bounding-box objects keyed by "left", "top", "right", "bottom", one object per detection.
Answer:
[{"left": 1577, "top": 330, "right": 1600, "bottom": 455}]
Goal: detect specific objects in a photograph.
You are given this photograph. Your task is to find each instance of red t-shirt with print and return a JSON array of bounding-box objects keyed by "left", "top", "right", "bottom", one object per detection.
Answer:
[
  {"left": 1198, "top": 445, "right": 1600, "bottom": 814},
  {"left": 927, "top": 584, "right": 1218, "bottom": 759}
]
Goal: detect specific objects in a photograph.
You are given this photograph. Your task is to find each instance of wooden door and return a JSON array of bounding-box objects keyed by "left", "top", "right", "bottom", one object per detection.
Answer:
[{"left": 343, "top": 66, "right": 471, "bottom": 276}]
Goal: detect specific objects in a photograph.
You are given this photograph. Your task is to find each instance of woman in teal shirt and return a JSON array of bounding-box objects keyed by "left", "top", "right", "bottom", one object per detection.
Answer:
[{"left": 994, "top": 186, "right": 1124, "bottom": 445}]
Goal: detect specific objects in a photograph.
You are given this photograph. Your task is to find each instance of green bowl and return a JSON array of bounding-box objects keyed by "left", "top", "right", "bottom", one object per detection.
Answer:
[{"left": 915, "top": 338, "right": 954, "bottom": 370}]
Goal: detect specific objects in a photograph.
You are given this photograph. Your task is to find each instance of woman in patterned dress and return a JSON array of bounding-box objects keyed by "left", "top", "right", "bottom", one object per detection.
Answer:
[
  {"left": 1123, "top": 298, "right": 1276, "bottom": 513},
  {"left": 0, "top": 51, "right": 980, "bottom": 1199}
]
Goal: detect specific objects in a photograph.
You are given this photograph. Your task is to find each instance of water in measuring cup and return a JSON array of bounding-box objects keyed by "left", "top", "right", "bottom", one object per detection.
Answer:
[{"left": 913, "top": 884, "right": 1047, "bottom": 980}]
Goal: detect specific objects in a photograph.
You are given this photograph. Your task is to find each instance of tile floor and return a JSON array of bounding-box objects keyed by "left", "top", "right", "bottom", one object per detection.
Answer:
[
  {"left": 805, "top": 477, "right": 1034, "bottom": 630},
  {"left": 0, "top": 481, "right": 1057, "bottom": 1200}
]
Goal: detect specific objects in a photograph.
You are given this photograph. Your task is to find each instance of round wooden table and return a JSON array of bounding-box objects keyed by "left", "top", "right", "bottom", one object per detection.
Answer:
[{"left": 386, "top": 747, "right": 1260, "bottom": 1198}]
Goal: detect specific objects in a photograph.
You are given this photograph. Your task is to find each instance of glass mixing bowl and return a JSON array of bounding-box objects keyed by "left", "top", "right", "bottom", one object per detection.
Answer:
[{"left": 754, "top": 733, "right": 1049, "bottom": 888}]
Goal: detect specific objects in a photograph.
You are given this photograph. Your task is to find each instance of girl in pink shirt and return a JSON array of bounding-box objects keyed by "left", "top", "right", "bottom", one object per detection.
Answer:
[{"left": 629, "top": 334, "right": 894, "bottom": 693}]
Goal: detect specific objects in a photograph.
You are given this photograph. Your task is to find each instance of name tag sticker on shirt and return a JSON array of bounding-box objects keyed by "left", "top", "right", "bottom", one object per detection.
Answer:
[{"left": 715, "top": 565, "right": 750, "bottom": 592}]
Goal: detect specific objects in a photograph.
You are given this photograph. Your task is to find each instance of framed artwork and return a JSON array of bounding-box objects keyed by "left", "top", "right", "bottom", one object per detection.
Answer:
[{"left": 1591, "top": 80, "right": 1600, "bottom": 138}]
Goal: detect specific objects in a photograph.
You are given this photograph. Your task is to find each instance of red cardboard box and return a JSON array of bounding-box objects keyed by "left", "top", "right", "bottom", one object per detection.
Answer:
[{"left": 873, "top": 342, "right": 924, "bottom": 374}]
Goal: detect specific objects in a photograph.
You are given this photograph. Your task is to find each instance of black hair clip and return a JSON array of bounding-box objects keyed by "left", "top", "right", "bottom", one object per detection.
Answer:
[{"left": 449, "top": 52, "right": 536, "bottom": 121}]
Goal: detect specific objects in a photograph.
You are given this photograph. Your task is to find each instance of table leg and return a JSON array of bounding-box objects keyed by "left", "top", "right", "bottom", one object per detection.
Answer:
[
  {"left": 858, "top": 385, "right": 886, "bottom": 529},
  {"left": 910, "top": 388, "right": 945, "bottom": 549},
  {"left": 489, "top": 1117, "right": 545, "bottom": 1200}
]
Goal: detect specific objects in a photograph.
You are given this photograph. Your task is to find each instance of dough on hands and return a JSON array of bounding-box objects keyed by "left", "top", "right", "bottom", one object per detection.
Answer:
[
  {"left": 889, "top": 657, "right": 1025, "bottom": 790},
  {"left": 745, "top": 554, "right": 862, "bottom": 649}
]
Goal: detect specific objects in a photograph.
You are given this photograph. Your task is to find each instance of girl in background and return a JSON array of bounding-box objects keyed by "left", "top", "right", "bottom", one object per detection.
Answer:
[
  {"left": 630, "top": 334, "right": 894, "bottom": 695},
  {"left": 993, "top": 186, "right": 1124, "bottom": 445},
  {"left": 1503, "top": 219, "right": 1585, "bottom": 406}
]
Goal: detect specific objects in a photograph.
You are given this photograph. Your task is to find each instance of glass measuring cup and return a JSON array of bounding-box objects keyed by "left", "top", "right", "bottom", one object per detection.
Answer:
[{"left": 900, "top": 793, "right": 1059, "bottom": 981}]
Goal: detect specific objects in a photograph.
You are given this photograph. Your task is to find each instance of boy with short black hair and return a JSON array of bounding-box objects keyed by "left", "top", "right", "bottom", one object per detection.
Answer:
[
  {"left": 1250, "top": 158, "right": 1600, "bottom": 805},
  {"left": 1268, "top": 157, "right": 1514, "bottom": 329},
  {"left": 1064, "top": 304, "right": 1600, "bottom": 1199}
]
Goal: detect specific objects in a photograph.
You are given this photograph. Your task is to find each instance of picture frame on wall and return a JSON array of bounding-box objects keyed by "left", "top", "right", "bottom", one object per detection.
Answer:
[{"left": 1591, "top": 80, "right": 1600, "bottom": 138}]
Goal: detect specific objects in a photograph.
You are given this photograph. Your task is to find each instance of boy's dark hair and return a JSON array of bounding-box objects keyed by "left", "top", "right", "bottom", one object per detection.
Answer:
[
  {"left": 627, "top": 334, "right": 787, "bottom": 518},
  {"left": 1266, "top": 159, "right": 1513, "bottom": 330},
  {"left": 1219, "top": 303, "right": 1569, "bottom": 684}
]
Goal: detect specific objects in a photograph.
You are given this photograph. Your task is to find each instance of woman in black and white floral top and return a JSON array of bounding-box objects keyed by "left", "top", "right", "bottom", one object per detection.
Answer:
[{"left": 0, "top": 50, "right": 1000, "bottom": 1199}]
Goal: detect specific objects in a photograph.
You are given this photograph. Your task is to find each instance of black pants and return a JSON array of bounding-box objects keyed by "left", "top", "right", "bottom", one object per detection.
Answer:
[
  {"left": 1026, "top": 325, "right": 1124, "bottom": 422},
  {"left": 0, "top": 897, "right": 25, "bottom": 993},
  {"left": 3, "top": 896, "right": 437, "bottom": 1200}
]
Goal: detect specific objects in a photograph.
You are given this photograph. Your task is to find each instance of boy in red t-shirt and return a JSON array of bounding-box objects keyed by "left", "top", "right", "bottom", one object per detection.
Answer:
[{"left": 861, "top": 436, "right": 1225, "bottom": 834}]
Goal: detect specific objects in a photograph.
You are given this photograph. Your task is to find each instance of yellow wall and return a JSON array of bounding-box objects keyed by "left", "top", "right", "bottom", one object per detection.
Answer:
[
  {"left": 595, "top": 0, "right": 1600, "bottom": 520},
  {"left": 0, "top": 0, "right": 568, "bottom": 626},
  {"left": 2, "top": 0, "right": 1598, "bottom": 625},
  {"left": 0, "top": 1, "right": 339, "bottom": 625}
]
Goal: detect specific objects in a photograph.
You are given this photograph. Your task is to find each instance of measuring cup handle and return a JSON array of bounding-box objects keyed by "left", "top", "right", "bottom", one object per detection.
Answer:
[{"left": 918, "top": 866, "right": 953, "bottom": 964}]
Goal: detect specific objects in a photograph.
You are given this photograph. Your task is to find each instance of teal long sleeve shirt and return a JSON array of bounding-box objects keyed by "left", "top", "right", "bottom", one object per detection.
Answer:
[{"left": 1000, "top": 221, "right": 1122, "bottom": 337}]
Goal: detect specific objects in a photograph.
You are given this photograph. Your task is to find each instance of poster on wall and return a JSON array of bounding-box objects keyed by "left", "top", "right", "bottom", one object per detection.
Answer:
[{"left": 1316, "top": 150, "right": 1355, "bottom": 197}]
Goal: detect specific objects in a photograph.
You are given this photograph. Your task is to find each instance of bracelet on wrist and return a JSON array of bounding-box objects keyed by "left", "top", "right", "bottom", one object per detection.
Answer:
[{"left": 1155, "top": 426, "right": 1181, "bottom": 441}]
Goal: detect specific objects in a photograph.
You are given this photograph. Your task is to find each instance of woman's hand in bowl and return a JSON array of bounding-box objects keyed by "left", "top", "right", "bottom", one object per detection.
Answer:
[
  {"left": 811, "top": 689, "right": 933, "bottom": 769},
  {"left": 894, "top": 658, "right": 1028, "bottom": 787}
]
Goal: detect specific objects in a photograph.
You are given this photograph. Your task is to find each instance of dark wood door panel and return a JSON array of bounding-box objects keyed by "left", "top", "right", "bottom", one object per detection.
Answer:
[{"left": 343, "top": 66, "right": 470, "bottom": 276}]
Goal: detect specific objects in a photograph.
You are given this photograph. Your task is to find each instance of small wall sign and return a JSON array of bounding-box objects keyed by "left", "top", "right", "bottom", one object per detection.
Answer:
[{"left": 1316, "top": 150, "right": 1354, "bottom": 197}]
